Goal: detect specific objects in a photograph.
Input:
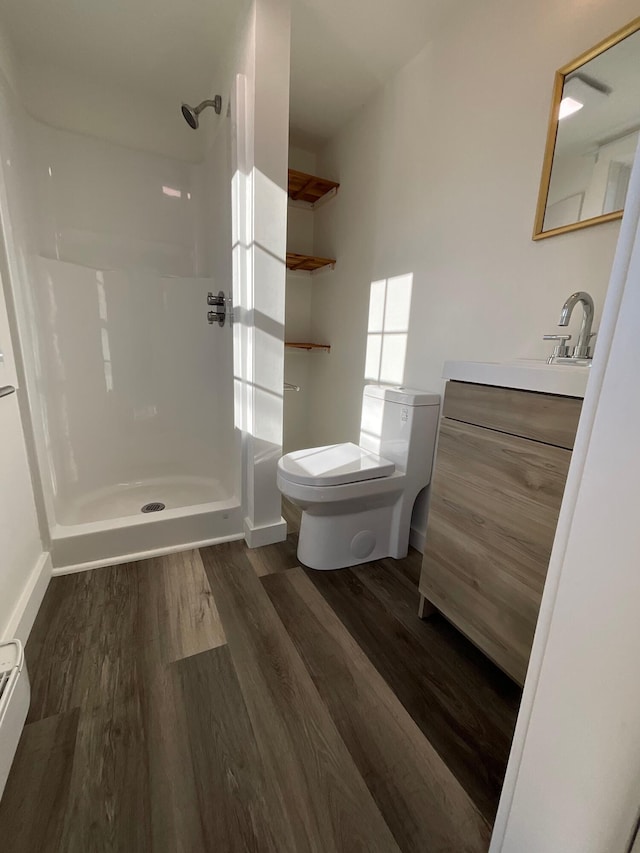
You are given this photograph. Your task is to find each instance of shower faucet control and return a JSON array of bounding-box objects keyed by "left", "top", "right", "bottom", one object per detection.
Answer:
[{"left": 207, "top": 291, "right": 227, "bottom": 327}]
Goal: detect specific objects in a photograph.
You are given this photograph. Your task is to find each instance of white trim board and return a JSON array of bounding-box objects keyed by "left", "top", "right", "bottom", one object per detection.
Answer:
[
  {"left": 2, "top": 551, "right": 51, "bottom": 645},
  {"left": 409, "top": 525, "right": 426, "bottom": 554},
  {"left": 243, "top": 516, "right": 287, "bottom": 548}
]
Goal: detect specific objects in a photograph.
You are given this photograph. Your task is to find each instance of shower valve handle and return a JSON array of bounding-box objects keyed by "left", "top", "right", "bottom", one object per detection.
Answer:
[{"left": 207, "top": 291, "right": 226, "bottom": 327}]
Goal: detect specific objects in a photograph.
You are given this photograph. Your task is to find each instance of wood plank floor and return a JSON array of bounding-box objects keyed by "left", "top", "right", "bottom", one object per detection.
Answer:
[{"left": 0, "top": 501, "right": 520, "bottom": 852}]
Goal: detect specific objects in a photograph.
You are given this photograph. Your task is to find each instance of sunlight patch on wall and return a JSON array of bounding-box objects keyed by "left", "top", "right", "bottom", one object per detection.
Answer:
[
  {"left": 232, "top": 163, "right": 286, "bottom": 443},
  {"left": 364, "top": 273, "right": 413, "bottom": 385},
  {"left": 96, "top": 271, "right": 113, "bottom": 392}
]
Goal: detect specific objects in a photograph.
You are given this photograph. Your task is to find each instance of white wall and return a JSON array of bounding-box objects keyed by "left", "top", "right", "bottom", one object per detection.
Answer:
[
  {"left": 231, "top": 0, "right": 291, "bottom": 546},
  {"left": 309, "top": 0, "right": 639, "bottom": 538},
  {"left": 284, "top": 144, "right": 316, "bottom": 451}
]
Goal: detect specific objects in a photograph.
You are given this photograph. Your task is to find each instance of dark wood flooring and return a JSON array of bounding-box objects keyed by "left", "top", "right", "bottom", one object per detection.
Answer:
[{"left": 0, "top": 501, "right": 520, "bottom": 852}]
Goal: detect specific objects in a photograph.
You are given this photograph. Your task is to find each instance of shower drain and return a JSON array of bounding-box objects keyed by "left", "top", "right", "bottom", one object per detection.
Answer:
[{"left": 141, "top": 502, "right": 166, "bottom": 513}]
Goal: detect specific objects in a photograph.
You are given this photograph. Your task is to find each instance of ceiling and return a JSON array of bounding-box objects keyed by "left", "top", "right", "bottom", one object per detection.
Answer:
[
  {"left": 0, "top": 0, "right": 447, "bottom": 149},
  {"left": 289, "top": 0, "right": 449, "bottom": 147}
]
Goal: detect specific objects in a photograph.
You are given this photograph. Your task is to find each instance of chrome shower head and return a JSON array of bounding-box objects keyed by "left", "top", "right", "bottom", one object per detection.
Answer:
[{"left": 180, "top": 95, "right": 222, "bottom": 129}]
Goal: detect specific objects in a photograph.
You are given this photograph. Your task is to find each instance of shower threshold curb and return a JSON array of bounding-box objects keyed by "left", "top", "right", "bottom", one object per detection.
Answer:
[{"left": 52, "top": 532, "right": 246, "bottom": 576}]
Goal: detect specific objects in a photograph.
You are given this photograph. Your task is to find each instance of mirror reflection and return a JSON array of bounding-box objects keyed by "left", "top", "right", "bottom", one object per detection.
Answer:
[{"left": 535, "top": 20, "right": 640, "bottom": 238}]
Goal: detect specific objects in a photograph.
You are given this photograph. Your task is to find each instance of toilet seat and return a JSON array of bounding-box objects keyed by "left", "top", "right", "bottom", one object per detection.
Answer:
[
  {"left": 278, "top": 442, "right": 395, "bottom": 487},
  {"left": 277, "top": 467, "right": 405, "bottom": 506}
]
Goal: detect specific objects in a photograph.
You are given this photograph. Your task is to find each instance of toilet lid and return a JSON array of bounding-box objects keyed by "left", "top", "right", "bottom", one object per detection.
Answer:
[{"left": 278, "top": 442, "right": 395, "bottom": 486}]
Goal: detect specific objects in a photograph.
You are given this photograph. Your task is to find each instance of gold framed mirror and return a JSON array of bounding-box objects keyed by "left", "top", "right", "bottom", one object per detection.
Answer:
[{"left": 533, "top": 16, "right": 640, "bottom": 240}]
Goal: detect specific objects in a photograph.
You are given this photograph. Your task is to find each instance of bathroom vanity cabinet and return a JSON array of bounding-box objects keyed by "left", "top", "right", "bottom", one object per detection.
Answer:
[{"left": 419, "top": 380, "right": 583, "bottom": 685}]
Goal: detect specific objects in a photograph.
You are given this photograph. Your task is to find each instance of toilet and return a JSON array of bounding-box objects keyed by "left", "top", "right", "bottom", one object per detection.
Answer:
[{"left": 277, "top": 385, "right": 440, "bottom": 570}]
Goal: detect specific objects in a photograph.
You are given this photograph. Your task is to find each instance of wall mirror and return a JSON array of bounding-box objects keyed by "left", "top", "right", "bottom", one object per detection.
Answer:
[{"left": 533, "top": 17, "right": 640, "bottom": 240}]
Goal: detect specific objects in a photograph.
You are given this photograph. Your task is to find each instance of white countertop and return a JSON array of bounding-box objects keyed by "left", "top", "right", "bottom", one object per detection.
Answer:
[{"left": 443, "top": 359, "right": 590, "bottom": 398}]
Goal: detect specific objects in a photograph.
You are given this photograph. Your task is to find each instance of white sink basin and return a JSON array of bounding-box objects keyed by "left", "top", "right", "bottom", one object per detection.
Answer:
[{"left": 443, "top": 359, "right": 590, "bottom": 398}]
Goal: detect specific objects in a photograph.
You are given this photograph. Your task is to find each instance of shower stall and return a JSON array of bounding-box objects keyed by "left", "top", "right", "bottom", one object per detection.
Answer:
[{"left": 0, "top": 0, "right": 290, "bottom": 571}]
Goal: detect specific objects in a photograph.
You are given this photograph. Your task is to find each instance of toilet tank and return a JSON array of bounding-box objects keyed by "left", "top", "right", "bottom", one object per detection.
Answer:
[{"left": 360, "top": 385, "right": 440, "bottom": 483}]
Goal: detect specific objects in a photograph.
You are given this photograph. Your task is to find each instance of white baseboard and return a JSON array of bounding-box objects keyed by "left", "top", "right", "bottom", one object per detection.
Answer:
[
  {"left": 2, "top": 552, "right": 52, "bottom": 645},
  {"left": 244, "top": 516, "right": 287, "bottom": 548},
  {"left": 52, "top": 532, "right": 246, "bottom": 576},
  {"left": 409, "top": 525, "right": 426, "bottom": 554}
]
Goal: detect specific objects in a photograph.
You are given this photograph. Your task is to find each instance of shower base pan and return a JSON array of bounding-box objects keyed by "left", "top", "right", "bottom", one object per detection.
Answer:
[{"left": 50, "top": 477, "right": 243, "bottom": 573}]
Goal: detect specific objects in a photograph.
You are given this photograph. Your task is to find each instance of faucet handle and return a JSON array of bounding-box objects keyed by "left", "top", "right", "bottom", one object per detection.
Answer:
[
  {"left": 572, "top": 332, "right": 597, "bottom": 359},
  {"left": 544, "top": 334, "right": 572, "bottom": 362}
]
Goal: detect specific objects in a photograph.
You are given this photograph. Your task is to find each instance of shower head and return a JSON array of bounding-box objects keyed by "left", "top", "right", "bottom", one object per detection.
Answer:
[{"left": 181, "top": 95, "right": 222, "bottom": 129}]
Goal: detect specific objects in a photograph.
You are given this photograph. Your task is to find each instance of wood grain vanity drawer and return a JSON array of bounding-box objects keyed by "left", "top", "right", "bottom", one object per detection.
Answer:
[
  {"left": 443, "top": 381, "right": 582, "bottom": 449},
  {"left": 419, "top": 418, "right": 571, "bottom": 684}
]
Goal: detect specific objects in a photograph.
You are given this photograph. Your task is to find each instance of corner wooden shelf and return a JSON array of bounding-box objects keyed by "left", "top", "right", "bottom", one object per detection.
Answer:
[
  {"left": 285, "top": 342, "right": 331, "bottom": 352},
  {"left": 286, "top": 252, "right": 336, "bottom": 273},
  {"left": 288, "top": 169, "right": 339, "bottom": 208}
]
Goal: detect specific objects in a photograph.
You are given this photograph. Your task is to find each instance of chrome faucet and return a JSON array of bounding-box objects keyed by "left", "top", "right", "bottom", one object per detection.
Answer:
[{"left": 558, "top": 291, "right": 596, "bottom": 359}]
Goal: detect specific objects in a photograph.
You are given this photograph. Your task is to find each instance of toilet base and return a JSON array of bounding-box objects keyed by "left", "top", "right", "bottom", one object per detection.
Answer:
[{"left": 297, "top": 504, "right": 406, "bottom": 570}]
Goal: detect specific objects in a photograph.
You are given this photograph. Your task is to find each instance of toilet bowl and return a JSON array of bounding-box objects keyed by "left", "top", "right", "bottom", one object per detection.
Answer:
[{"left": 277, "top": 385, "right": 440, "bottom": 570}]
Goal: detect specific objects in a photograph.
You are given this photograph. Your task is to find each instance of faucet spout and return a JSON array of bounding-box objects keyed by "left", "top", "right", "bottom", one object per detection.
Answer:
[{"left": 558, "top": 291, "right": 595, "bottom": 358}]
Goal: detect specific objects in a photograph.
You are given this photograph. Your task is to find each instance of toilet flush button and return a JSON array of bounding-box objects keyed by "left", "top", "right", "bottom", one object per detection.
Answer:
[{"left": 351, "top": 530, "right": 376, "bottom": 559}]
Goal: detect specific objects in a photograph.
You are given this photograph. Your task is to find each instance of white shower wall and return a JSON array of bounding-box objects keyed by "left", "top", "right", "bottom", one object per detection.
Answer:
[
  {"left": 0, "top": 0, "right": 290, "bottom": 566},
  {"left": 0, "top": 47, "right": 54, "bottom": 527},
  {"left": 29, "top": 121, "right": 199, "bottom": 276},
  {"left": 0, "top": 46, "right": 239, "bottom": 551},
  {"left": 34, "top": 257, "right": 234, "bottom": 524},
  {"left": 25, "top": 119, "right": 237, "bottom": 527}
]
